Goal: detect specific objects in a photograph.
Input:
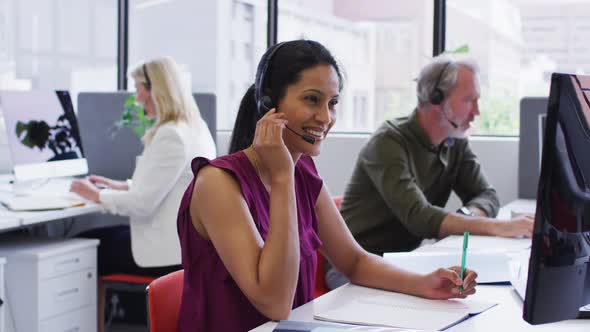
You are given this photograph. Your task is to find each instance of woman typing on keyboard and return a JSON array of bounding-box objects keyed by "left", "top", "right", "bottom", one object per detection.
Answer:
[{"left": 70, "top": 56, "right": 216, "bottom": 276}]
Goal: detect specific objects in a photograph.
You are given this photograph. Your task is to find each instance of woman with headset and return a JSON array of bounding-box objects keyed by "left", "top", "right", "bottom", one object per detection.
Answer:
[
  {"left": 71, "top": 56, "right": 216, "bottom": 276},
  {"left": 176, "top": 40, "right": 477, "bottom": 331}
]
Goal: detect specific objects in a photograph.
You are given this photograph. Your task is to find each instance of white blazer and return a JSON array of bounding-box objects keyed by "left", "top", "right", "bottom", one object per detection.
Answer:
[{"left": 99, "top": 119, "right": 216, "bottom": 267}]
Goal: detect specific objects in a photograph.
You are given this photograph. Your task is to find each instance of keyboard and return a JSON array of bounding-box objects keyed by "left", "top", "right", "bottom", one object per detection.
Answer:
[{"left": 0, "top": 177, "right": 87, "bottom": 211}]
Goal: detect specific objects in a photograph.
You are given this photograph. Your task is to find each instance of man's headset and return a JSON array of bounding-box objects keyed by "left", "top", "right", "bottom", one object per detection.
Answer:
[
  {"left": 255, "top": 42, "right": 316, "bottom": 144},
  {"left": 430, "top": 61, "right": 458, "bottom": 128},
  {"left": 430, "top": 61, "right": 451, "bottom": 105}
]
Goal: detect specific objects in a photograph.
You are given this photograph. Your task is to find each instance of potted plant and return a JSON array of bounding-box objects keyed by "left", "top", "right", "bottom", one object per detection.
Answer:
[{"left": 115, "top": 95, "right": 154, "bottom": 138}]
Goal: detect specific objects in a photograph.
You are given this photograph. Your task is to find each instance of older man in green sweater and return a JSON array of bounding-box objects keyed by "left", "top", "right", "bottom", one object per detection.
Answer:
[{"left": 326, "top": 57, "right": 533, "bottom": 289}]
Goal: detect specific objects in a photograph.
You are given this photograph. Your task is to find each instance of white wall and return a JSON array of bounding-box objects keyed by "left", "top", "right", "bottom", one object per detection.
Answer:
[{"left": 218, "top": 132, "right": 520, "bottom": 210}]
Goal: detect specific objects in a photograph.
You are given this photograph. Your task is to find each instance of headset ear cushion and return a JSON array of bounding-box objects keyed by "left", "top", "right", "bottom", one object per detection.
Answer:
[
  {"left": 261, "top": 95, "right": 273, "bottom": 110},
  {"left": 430, "top": 88, "right": 443, "bottom": 105}
]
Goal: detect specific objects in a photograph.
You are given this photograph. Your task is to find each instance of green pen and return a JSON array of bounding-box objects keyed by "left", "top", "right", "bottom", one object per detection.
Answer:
[{"left": 459, "top": 232, "right": 469, "bottom": 294}]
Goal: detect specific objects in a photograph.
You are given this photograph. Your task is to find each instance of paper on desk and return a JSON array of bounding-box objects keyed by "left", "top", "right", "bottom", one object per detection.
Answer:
[
  {"left": 431, "top": 235, "right": 531, "bottom": 252},
  {"left": 383, "top": 251, "right": 511, "bottom": 283},
  {"left": 314, "top": 285, "right": 496, "bottom": 331},
  {"left": 1, "top": 195, "right": 86, "bottom": 211}
]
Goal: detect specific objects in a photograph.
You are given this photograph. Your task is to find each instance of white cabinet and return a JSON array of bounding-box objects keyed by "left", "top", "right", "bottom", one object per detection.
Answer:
[
  {"left": 0, "top": 237, "right": 99, "bottom": 332},
  {"left": 0, "top": 257, "right": 5, "bottom": 332}
]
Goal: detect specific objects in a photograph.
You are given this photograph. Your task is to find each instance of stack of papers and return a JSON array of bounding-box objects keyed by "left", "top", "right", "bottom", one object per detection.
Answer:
[
  {"left": 314, "top": 285, "right": 496, "bottom": 330},
  {"left": 429, "top": 235, "right": 531, "bottom": 252},
  {"left": 383, "top": 251, "right": 511, "bottom": 283},
  {"left": 1, "top": 195, "right": 86, "bottom": 211},
  {"left": 382, "top": 235, "right": 533, "bottom": 284}
]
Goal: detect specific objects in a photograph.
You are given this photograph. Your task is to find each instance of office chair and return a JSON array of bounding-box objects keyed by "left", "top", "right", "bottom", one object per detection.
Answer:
[{"left": 147, "top": 270, "right": 184, "bottom": 332}]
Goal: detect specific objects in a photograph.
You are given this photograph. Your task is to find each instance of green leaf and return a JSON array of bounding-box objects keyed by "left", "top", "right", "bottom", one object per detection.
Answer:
[
  {"left": 137, "top": 109, "right": 145, "bottom": 121},
  {"left": 133, "top": 126, "right": 143, "bottom": 137},
  {"left": 20, "top": 135, "right": 35, "bottom": 148},
  {"left": 15, "top": 122, "right": 26, "bottom": 137},
  {"left": 445, "top": 44, "right": 470, "bottom": 54},
  {"left": 124, "top": 95, "right": 136, "bottom": 108},
  {"left": 116, "top": 95, "right": 153, "bottom": 138}
]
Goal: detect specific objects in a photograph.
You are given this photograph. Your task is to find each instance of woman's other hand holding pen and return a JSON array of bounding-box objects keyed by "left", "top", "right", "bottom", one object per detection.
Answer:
[{"left": 419, "top": 267, "right": 478, "bottom": 300}]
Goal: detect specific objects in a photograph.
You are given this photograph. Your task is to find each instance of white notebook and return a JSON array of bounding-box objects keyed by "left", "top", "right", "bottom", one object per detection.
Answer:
[
  {"left": 314, "top": 285, "right": 496, "bottom": 331},
  {"left": 383, "top": 251, "right": 511, "bottom": 283},
  {"left": 431, "top": 235, "right": 531, "bottom": 252},
  {"left": 1, "top": 195, "right": 86, "bottom": 211}
]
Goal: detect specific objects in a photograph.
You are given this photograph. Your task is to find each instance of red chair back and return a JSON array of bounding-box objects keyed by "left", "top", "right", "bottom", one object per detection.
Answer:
[
  {"left": 333, "top": 196, "right": 343, "bottom": 209},
  {"left": 147, "top": 270, "right": 184, "bottom": 332}
]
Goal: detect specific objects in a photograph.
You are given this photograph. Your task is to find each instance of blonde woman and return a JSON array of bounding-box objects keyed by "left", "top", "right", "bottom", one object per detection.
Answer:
[{"left": 71, "top": 57, "right": 216, "bottom": 276}]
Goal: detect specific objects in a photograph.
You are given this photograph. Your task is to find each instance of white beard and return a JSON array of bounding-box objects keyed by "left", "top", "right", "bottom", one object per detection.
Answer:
[{"left": 443, "top": 103, "right": 470, "bottom": 139}]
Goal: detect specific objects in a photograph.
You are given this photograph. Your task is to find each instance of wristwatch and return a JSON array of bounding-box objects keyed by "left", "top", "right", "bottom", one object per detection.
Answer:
[{"left": 457, "top": 206, "right": 475, "bottom": 217}]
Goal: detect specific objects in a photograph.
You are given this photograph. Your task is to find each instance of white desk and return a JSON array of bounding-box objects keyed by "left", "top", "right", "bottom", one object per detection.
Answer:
[
  {"left": 0, "top": 175, "right": 104, "bottom": 232},
  {"left": 250, "top": 284, "right": 588, "bottom": 332},
  {"left": 0, "top": 203, "right": 103, "bottom": 232},
  {"left": 251, "top": 199, "right": 589, "bottom": 331},
  {"left": 0, "top": 204, "right": 103, "bottom": 228}
]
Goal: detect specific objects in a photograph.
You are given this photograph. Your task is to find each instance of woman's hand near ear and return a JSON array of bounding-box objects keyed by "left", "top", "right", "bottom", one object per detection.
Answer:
[{"left": 252, "top": 109, "right": 293, "bottom": 181}]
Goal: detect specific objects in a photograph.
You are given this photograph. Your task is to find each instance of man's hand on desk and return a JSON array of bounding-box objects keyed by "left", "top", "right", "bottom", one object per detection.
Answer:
[
  {"left": 87, "top": 175, "right": 129, "bottom": 191},
  {"left": 419, "top": 266, "right": 477, "bottom": 300},
  {"left": 439, "top": 213, "right": 534, "bottom": 239},
  {"left": 494, "top": 215, "right": 534, "bottom": 238},
  {"left": 70, "top": 178, "right": 100, "bottom": 203}
]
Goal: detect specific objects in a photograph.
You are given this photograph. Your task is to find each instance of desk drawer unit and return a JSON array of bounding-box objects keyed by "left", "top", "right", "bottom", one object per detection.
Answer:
[
  {"left": 38, "top": 248, "right": 95, "bottom": 280},
  {"left": 39, "top": 306, "right": 95, "bottom": 332},
  {"left": 38, "top": 269, "right": 95, "bottom": 320},
  {"left": 0, "top": 238, "right": 99, "bottom": 332}
]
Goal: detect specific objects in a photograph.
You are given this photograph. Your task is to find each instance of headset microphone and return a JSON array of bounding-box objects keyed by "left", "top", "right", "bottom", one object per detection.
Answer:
[
  {"left": 442, "top": 109, "right": 459, "bottom": 129},
  {"left": 430, "top": 61, "right": 458, "bottom": 129},
  {"left": 260, "top": 96, "right": 316, "bottom": 145},
  {"left": 285, "top": 125, "right": 316, "bottom": 144}
]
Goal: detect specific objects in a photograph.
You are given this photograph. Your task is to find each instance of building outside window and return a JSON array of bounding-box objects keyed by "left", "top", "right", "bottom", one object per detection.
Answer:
[
  {"left": 447, "top": 0, "right": 590, "bottom": 135},
  {"left": 0, "top": 0, "right": 117, "bottom": 101}
]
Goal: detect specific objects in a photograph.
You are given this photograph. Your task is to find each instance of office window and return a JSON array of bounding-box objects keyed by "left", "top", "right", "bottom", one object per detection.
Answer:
[
  {"left": 129, "top": 0, "right": 267, "bottom": 130},
  {"left": 278, "top": 0, "right": 434, "bottom": 132},
  {"left": 447, "top": 0, "right": 590, "bottom": 136},
  {"left": 352, "top": 92, "right": 369, "bottom": 130},
  {"left": 0, "top": 0, "right": 117, "bottom": 97}
]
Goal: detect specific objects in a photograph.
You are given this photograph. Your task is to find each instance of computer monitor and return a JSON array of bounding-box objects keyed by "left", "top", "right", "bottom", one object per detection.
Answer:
[
  {"left": 523, "top": 73, "right": 590, "bottom": 324},
  {"left": 519, "top": 97, "right": 548, "bottom": 199},
  {"left": 0, "top": 90, "right": 87, "bottom": 181},
  {"left": 537, "top": 113, "right": 546, "bottom": 170}
]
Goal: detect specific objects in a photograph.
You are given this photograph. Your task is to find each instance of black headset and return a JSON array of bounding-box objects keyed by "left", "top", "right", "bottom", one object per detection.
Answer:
[
  {"left": 143, "top": 64, "right": 152, "bottom": 90},
  {"left": 255, "top": 42, "right": 287, "bottom": 114},
  {"left": 253, "top": 42, "right": 316, "bottom": 144},
  {"left": 430, "top": 61, "right": 452, "bottom": 105}
]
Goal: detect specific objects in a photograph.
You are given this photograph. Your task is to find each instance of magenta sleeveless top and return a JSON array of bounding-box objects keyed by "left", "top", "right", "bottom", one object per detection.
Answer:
[{"left": 177, "top": 151, "right": 324, "bottom": 331}]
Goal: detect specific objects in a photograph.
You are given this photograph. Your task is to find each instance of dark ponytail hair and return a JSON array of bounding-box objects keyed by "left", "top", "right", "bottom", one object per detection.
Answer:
[{"left": 228, "top": 39, "right": 343, "bottom": 154}]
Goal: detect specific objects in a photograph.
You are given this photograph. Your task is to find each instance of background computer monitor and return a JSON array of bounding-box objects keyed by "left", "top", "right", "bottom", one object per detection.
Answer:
[
  {"left": 519, "top": 97, "right": 548, "bottom": 199},
  {"left": 0, "top": 90, "right": 88, "bottom": 181},
  {"left": 523, "top": 73, "right": 590, "bottom": 324}
]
